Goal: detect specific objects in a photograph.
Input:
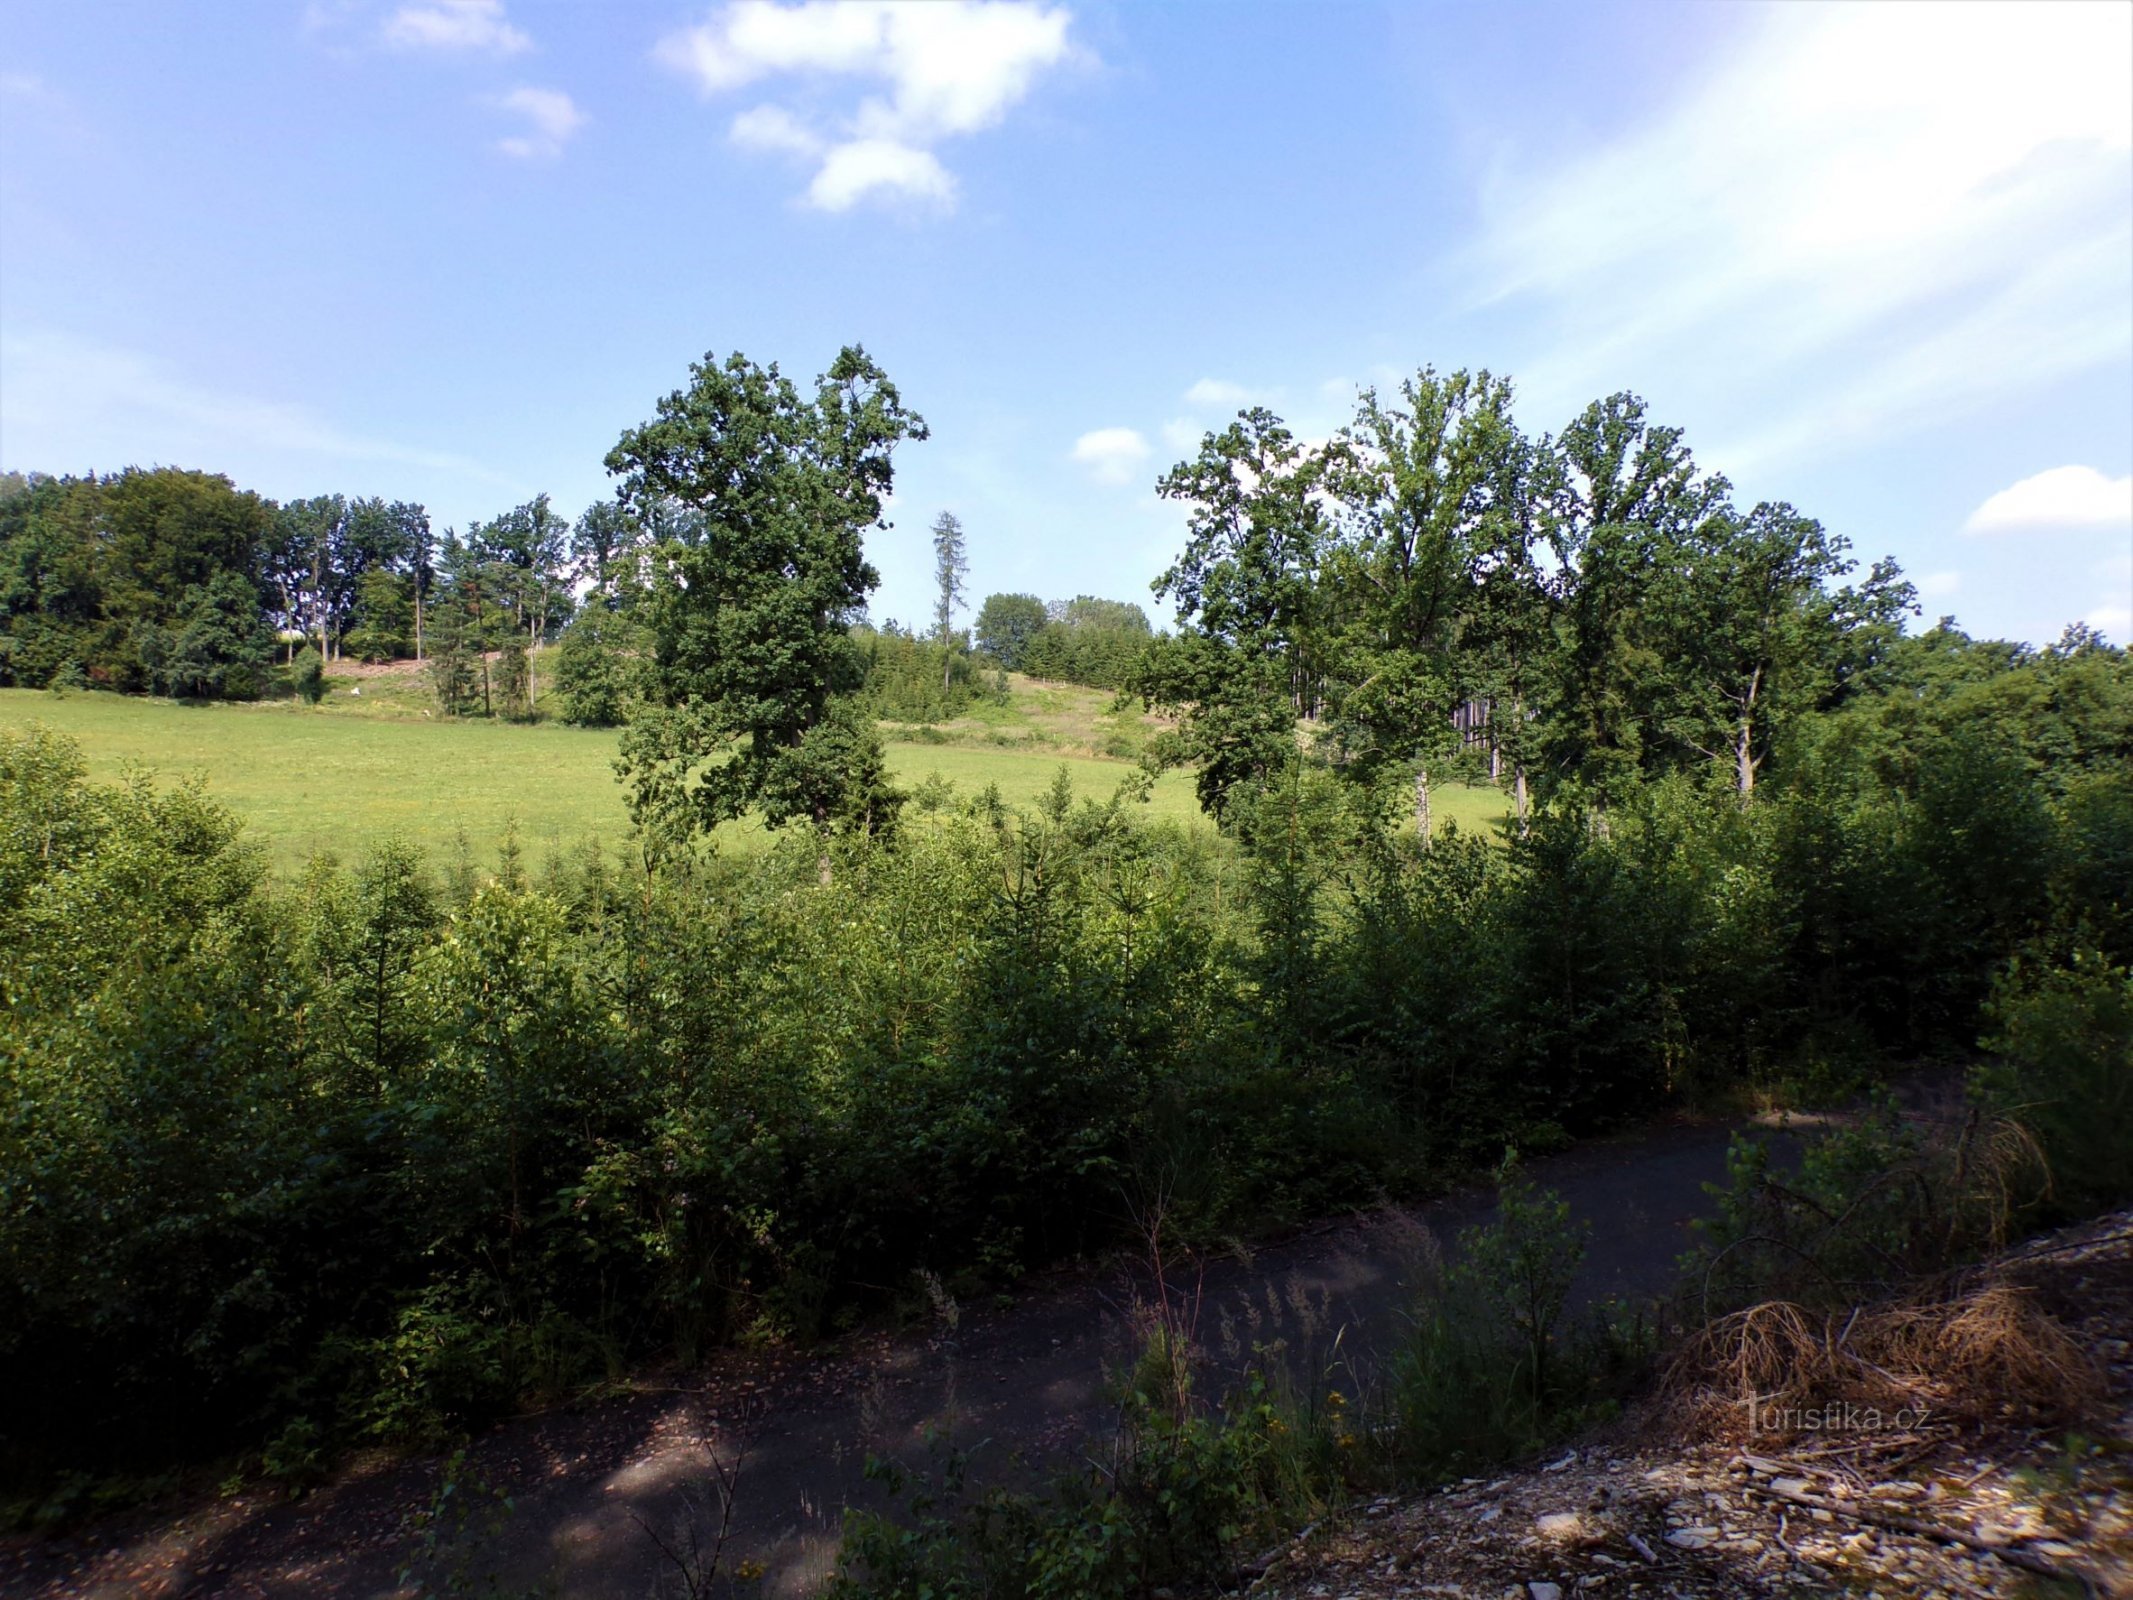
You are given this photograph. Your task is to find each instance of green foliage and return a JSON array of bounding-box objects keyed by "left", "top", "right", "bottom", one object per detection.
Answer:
[
  {"left": 264, "top": 495, "right": 433, "bottom": 667},
  {"left": 552, "top": 605, "right": 649, "bottom": 727},
  {"left": 974, "top": 592, "right": 1048, "bottom": 670},
  {"left": 993, "top": 597, "right": 1159, "bottom": 693},
  {"left": 1323, "top": 367, "right": 1523, "bottom": 818},
  {"left": 1975, "top": 952, "right": 2133, "bottom": 1221},
  {"left": 492, "top": 641, "right": 531, "bottom": 721},
  {"left": 607, "top": 344, "right": 927, "bottom": 838},
  {"left": 1687, "top": 959, "right": 2132, "bottom": 1317},
  {"left": 830, "top": 1346, "right": 1278, "bottom": 1600},
  {"left": 428, "top": 631, "right": 478, "bottom": 716},
  {"left": 2, "top": 351, "right": 2130, "bottom": 1529},
  {"left": 1136, "top": 409, "right": 1329, "bottom": 817},
  {"left": 931, "top": 510, "right": 969, "bottom": 657},
  {"left": 2, "top": 588, "right": 2128, "bottom": 1511},
  {"left": 355, "top": 1281, "right": 518, "bottom": 1448},
  {"left": 292, "top": 644, "right": 326, "bottom": 704},
  {"left": 346, "top": 568, "right": 414, "bottom": 663},
  {"left": 855, "top": 620, "right": 992, "bottom": 723},
  {"left": 1387, "top": 1170, "right": 1646, "bottom": 1480},
  {"left": 0, "top": 469, "right": 276, "bottom": 696}
]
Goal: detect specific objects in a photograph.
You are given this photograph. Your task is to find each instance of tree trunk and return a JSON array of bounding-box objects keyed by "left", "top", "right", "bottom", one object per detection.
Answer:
[
  {"left": 1415, "top": 762, "right": 1432, "bottom": 849},
  {"left": 312, "top": 548, "right": 329, "bottom": 663},
  {"left": 414, "top": 581, "right": 423, "bottom": 663},
  {"left": 1734, "top": 665, "right": 1761, "bottom": 802},
  {"left": 1511, "top": 694, "right": 1530, "bottom": 832}
]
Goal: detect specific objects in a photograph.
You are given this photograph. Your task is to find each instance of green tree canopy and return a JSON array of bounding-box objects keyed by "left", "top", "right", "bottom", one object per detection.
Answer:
[
  {"left": 1325, "top": 368, "right": 1525, "bottom": 832},
  {"left": 0, "top": 468, "right": 274, "bottom": 695},
  {"left": 1135, "top": 408, "right": 1334, "bottom": 816},
  {"left": 975, "top": 592, "right": 1048, "bottom": 669},
  {"left": 605, "top": 345, "right": 927, "bottom": 836}
]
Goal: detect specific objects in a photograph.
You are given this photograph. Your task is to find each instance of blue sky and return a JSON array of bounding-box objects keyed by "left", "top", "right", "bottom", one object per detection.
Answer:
[{"left": 3, "top": 0, "right": 2128, "bottom": 645}]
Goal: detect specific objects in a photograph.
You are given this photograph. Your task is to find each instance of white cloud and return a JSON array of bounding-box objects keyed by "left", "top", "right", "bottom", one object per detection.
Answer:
[
  {"left": 658, "top": 1, "right": 1079, "bottom": 212},
  {"left": 1071, "top": 426, "right": 1150, "bottom": 486},
  {"left": 487, "top": 86, "right": 584, "bottom": 160},
  {"left": 1917, "top": 570, "right": 1963, "bottom": 599},
  {"left": 807, "top": 138, "right": 952, "bottom": 210},
  {"left": 0, "top": 326, "right": 515, "bottom": 487},
  {"left": 1470, "top": 3, "right": 2133, "bottom": 467},
  {"left": 1182, "top": 378, "right": 1260, "bottom": 410},
  {"left": 0, "top": 70, "right": 65, "bottom": 106},
  {"left": 1159, "top": 417, "right": 1204, "bottom": 455},
  {"left": 2086, "top": 602, "right": 2133, "bottom": 643},
  {"left": 730, "top": 103, "right": 823, "bottom": 156},
  {"left": 383, "top": 0, "right": 530, "bottom": 55},
  {"left": 1964, "top": 465, "right": 2133, "bottom": 534}
]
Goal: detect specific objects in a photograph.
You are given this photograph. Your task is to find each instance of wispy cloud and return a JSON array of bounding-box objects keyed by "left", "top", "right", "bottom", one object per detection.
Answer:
[
  {"left": 657, "top": 1, "right": 1080, "bottom": 212},
  {"left": 488, "top": 86, "right": 584, "bottom": 160},
  {"left": 1465, "top": 3, "right": 2132, "bottom": 469},
  {"left": 1071, "top": 426, "right": 1149, "bottom": 486},
  {"left": 382, "top": 0, "right": 531, "bottom": 55},
  {"left": 0, "top": 327, "right": 516, "bottom": 488},
  {"left": 1965, "top": 465, "right": 2133, "bottom": 535},
  {"left": 2087, "top": 602, "right": 2133, "bottom": 644},
  {"left": 0, "top": 69, "right": 67, "bottom": 107},
  {"left": 1182, "top": 378, "right": 1262, "bottom": 411}
]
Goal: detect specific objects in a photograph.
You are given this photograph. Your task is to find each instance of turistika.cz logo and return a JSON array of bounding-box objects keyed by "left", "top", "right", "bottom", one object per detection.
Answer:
[{"left": 1748, "top": 1398, "right": 1934, "bottom": 1434}]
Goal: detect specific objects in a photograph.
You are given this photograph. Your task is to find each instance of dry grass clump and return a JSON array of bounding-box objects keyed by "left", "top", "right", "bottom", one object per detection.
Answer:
[{"left": 1666, "top": 1279, "right": 2099, "bottom": 1443}]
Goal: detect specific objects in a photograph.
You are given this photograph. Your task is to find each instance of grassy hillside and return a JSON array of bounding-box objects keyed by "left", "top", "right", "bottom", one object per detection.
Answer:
[{"left": 0, "top": 671, "right": 1510, "bottom": 874}]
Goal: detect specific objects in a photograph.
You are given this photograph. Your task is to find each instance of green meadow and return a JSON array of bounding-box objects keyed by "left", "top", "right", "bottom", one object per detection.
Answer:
[{"left": 0, "top": 678, "right": 1509, "bottom": 874}]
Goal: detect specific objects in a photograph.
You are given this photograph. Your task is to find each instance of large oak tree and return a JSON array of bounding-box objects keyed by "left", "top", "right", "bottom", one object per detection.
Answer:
[{"left": 605, "top": 345, "right": 927, "bottom": 839}]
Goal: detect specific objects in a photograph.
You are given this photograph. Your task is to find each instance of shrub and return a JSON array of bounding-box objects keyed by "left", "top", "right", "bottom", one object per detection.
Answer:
[
  {"left": 1974, "top": 951, "right": 2133, "bottom": 1221},
  {"left": 291, "top": 644, "right": 325, "bottom": 704},
  {"left": 1388, "top": 1169, "right": 1646, "bottom": 1479}
]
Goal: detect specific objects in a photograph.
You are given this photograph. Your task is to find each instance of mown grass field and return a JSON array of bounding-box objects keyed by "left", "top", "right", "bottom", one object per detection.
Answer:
[{"left": 0, "top": 677, "right": 1511, "bottom": 875}]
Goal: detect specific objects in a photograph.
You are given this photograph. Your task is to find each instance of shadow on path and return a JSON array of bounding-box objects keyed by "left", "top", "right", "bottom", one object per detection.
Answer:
[{"left": 3, "top": 1109, "right": 1816, "bottom": 1600}]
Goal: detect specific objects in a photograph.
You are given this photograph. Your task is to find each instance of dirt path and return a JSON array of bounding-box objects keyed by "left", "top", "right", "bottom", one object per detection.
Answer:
[{"left": 2, "top": 1110, "right": 1809, "bottom": 1600}]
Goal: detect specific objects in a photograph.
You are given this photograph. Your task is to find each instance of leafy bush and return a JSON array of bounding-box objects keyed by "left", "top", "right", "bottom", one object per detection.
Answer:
[
  {"left": 1975, "top": 951, "right": 2133, "bottom": 1221},
  {"left": 1388, "top": 1170, "right": 1648, "bottom": 1479},
  {"left": 830, "top": 1325, "right": 1306, "bottom": 1600},
  {"left": 552, "top": 605, "right": 648, "bottom": 726},
  {"left": 291, "top": 644, "right": 325, "bottom": 704}
]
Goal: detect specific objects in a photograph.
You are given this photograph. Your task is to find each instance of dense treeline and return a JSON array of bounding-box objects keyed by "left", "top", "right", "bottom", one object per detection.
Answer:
[
  {"left": 855, "top": 621, "right": 999, "bottom": 721},
  {"left": 0, "top": 465, "right": 1154, "bottom": 723},
  {"left": 977, "top": 592, "right": 1155, "bottom": 690},
  {"left": 0, "top": 469, "right": 619, "bottom": 715},
  {"left": 1129, "top": 377, "right": 1925, "bottom": 824},
  {"left": 0, "top": 468, "right": 278, "bottom": 697}
]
